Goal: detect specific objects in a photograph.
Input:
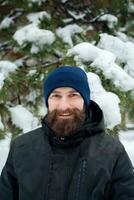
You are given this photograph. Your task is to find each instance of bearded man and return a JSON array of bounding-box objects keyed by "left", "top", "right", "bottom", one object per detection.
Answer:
[{"left": 0, "top": 66, "right": 134, "bottom": 200}]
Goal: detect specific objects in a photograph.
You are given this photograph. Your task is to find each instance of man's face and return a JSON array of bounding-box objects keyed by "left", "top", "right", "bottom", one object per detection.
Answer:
[{"left": 46, "top": 87, "right": 85, "bottom": 137}]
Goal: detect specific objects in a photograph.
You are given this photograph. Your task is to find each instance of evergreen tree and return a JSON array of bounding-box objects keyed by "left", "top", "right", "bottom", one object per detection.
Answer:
[{"left": 0, "top": 0, "right": 134, "bottom": 139}]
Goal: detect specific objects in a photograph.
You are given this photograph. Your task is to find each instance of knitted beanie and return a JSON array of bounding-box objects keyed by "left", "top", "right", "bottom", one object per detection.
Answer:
[{"left": 44, "top": 66, "right": 90, "bottom": 107}]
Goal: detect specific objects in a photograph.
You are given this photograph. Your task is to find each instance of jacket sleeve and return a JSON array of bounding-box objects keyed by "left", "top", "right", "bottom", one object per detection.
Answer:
[
  {"left": 0, "top": 142, "right": 19, "bottom": 200},
  {"left": 109, "top": 142, "right": 134, "bottom": 200}
]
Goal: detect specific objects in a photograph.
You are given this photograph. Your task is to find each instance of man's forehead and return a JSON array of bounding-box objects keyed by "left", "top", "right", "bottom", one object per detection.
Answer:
[{"left": 51, "top": 87, "right": 79, "bottom": 93}]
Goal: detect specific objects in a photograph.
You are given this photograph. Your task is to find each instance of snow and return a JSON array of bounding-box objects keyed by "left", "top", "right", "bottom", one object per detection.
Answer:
[
  {"left": 98, "top": 14, "right": 118, "bottom": 28},
  {"left": 25, "top": 90, "right": 40, "bottom": 102},
  {"left": 0, "top": 116, "right": 4, "bottom": 130},
  {"left": 62, "top": 18, "right": 73, "bottom": 24},
  {"left": 0, "top": 17, "right": 14, "bottom": 29},
  {"left": 119, "top": 130, "right": 134, "bottom": 165},
  {"left": 87, "top": 72, "right": 121, "bottom": 129},
  {"left": 37, "top": 102, "right": 47, "bottom": 116},
  {"left": 0, "top": 134, "right": 11, "bottom": 174},
  {"left": 13, "top": 24, "right": 55, "bottom": 54},
  {"left": 28, "top": 69, "right": 37, "bottom": 76},
  {"left": 67, "top": 42, "right": 100, "bottom": 62},
  {"left": 56, "top": 24, "right": 83, "bottom": 46},
  {"left": 98, "top": 33, "right": 134, "bottom": 78},
  {"left": 0, "top": 74, "right": 5, "bottom": 90},
  {"left": 126, "top": 123, "right": 134, "bottom": 129},
  {"left": 27, "top": 11, "right": 51, "bottom": 25},
  {"left": 67, "top": 10, "right": 86, "bottom": 20},
  {"left": 61, "top": 0, "right": 68, "bottom": 3},
  {"left": 67, "top": 41, "right": 134, "bottom": 91},
  {"left": 128, "top": 2, "right": 134, "bottom": 13},
  {"left": 28, "top": 0, "right": 46, "bottom": 5},
  {"left": 0, "top": 60, "right": 18, "bottom": 90},
  {"left": 9, "top": 105, "right": 39, "bottom": 133},
  {"left": 116, "top": 32, "right": 129, "bottom": 42}
]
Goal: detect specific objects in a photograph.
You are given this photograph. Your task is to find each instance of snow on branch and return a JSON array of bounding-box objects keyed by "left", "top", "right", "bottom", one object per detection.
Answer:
[
  {"left": 13, "top": 24, "right": 55, "bottom": 54},
  {"left": 67, "top": 40, "right": 134, "bottom": 92},
  {"left": 9, "top": 105, "right": 39, "bottom": 133},
  {"left": 56, "top": 24, "right": 83, "bottom": 46},
  {"left": 98, "top": 33, "right": 134, "bottom": 78},
  {"left": 28, "top": 0, "right": 47, "bottom": 6},
  {"left": 87, "top": 72, "right": 121, "bottom": 129},
  {"left": 0, "top": 116, "right": 4, "bottom": 130},
  {"left": 98, "top": 14, "right": 118, "bottom": 28},
  {"left": 27, "top": 11, "right": 51, "bottom": 25},
  {"left": 0, "top": 61, "right": 18, "bottom": 90}
]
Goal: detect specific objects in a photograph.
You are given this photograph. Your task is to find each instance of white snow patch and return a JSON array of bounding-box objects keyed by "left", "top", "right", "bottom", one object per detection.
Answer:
[
  {"left": 0, "top": 60, "right": 18, "bottom": 76},
  {"left": 62, "top": 18, "right": 73, "bottom": 24},
  {"left": 98, "top": 33, "right": 134, "bottom": 78},
  {"left": 0, "top": 17, "right": 14, "bottom": 29},
  {"left": 0, "top": 61, "right": 18, "bottom": 90},
  {"left": 98, "top": 14, "right": 118, "bottom": 28},
  {"left": 56, "top": 24, "right": 83, "bottom": 46},
  {"left": 28, "top": 0, "right": 46, "bottom": 6},
  {"left": 126, "top": 123, "right": 134, "bottom": 129},
  {"left": 68, "top": 10, "right": 86, "bottom": 20},
  {"left": 116, "top": 32, "right": 129, "bottom": 42},
  {"left": 0, "top": 133, "right": 11, "bottom": 174},
  {"left": 27, "top": 11, "right": 51, "bottom": 25},
  {"left": 119, "top": 130, "right": 134, "bottom": 166},
  {"left": 28, "top": 69, "right": 37, "bottom": 76},
  {"left": 0, "top": 116, "right": 4, "bottom": 130},
  {"left": 37, "top": 102, "right": 47, "bottom": 117},
  {"left": 128, "top": 2, "right": 134, "bottom": 13},
  {"left": 67, "top": 42, "right": 100, "bottom": 62},
  {"left": 0, "top": 74, "right": 5, "bottom": 90},
  {"left": 87, "top": 72, "right": 121, "bottom": 129},
  {"left": 67, "top": 42, "right": 134, "bottom": 91},
  {"left": 61, "top": 0, "right": 68, "bottom": 3},
  {"left": 13, "top": 24, "right": 55, "bottom": 54},
  {"left": 9, "top": 105, "right": 39, "bottom": 133},
  {"left": 14, "top": 58, "right": 24, "bottom": 67},
  {"left": 85, "top": 25, "right": 94, "bottom": 32},
  {"left": 25, "top": 90, "right": 40, "bottom": 102}
]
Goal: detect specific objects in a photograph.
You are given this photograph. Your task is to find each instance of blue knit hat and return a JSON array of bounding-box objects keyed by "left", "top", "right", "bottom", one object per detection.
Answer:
[{"left": 44, "top": 66, "right": 90, "bottom": 107}]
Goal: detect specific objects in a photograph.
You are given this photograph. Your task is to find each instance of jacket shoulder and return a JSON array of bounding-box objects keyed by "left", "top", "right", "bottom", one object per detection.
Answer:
[
  {"left": 94, "top": 132, "right": 126, "bottom": 156},
  {"left": 12, "top": 127, "right": 44, "bottom": 148},
  {"left": 105, "top": 134, "right": 124, "bottom": 150}
]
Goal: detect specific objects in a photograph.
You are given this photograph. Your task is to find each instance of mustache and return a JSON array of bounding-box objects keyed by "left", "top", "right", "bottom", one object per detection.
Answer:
[{"left": 54, "top": 108, "right": 75, "bottom": 115}]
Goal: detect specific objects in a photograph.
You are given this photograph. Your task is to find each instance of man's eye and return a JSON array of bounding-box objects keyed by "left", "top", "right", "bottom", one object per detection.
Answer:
[
  {"left": 51, "top": 94, "right": 61, "bottom": 98},
  {"left": 70, "top": 93, "right": 79, "bottom": 97}
]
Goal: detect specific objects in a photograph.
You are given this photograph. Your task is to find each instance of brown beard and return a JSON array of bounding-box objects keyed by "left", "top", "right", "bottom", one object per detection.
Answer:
[{"left": 45, "top": 108, "right": 86, "bottom": 137}]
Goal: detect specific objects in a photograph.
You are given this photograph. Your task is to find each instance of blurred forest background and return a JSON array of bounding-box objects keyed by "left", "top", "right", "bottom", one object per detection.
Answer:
[{"left": 0, "top": 0, "right": 134, "bottom": 140}]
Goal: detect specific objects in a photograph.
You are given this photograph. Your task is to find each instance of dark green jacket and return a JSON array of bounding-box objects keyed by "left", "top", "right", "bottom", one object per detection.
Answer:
[{"left": 0, "top": 101, "right": 134, "bottom": 200}]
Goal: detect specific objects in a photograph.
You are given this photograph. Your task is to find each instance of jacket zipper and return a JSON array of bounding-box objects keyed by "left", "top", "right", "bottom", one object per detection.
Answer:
[
  {"left": 75, "top": 159, "right": 87, "bottom": 200},
  {"left": 46, "top": 161, "right": 53, "bottom": 199}
]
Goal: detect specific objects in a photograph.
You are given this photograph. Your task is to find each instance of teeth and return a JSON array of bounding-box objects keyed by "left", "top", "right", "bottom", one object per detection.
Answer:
[
  {"left": 59, "top": 114, "right": 71, "bottom": 116},
  {"left": 60, "top": 114, "right": 71, "bottom": 115}
]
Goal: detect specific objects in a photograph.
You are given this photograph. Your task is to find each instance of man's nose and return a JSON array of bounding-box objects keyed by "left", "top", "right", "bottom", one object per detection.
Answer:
[{"left": 58, "top": 97, "right": 71, "bottom": 110}]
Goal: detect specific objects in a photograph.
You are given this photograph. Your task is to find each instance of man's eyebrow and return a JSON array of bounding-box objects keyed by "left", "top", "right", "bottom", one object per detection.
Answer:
[
  {"left": 69, "top": 89, "right": 79, "bottom": 93},
  {"left": 50, "top": 89, "right": 79, "bottom": 94},
  {"left": 50, "top": 91, "right": 61, "bottom": 94}
]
